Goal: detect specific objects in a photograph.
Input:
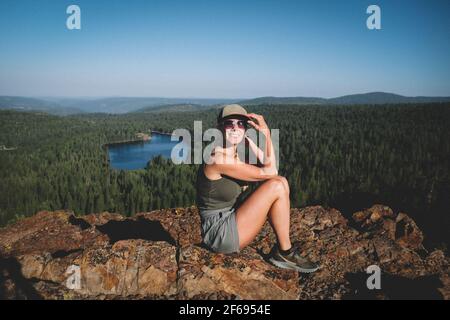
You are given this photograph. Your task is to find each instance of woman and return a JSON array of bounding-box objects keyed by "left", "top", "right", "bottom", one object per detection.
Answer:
[{"left": 196, "top": 104, "right": 319, "bottom": 273}]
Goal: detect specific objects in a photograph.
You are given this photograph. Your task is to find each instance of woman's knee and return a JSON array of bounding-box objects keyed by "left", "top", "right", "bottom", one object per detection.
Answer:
[
  {"left": 277, "top": 176, "right": 290, "bottom": 196},
  {"left": 265, "top": 176, "right": 289, "bottom": 197},
  {"left": 270, "top": 176, "right": 290, "bottom": 195}
]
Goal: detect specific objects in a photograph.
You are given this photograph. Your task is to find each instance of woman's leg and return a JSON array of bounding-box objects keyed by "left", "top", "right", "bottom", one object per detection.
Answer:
[{"left": 235, "top": 176, "right": 292, "bottom": 250}]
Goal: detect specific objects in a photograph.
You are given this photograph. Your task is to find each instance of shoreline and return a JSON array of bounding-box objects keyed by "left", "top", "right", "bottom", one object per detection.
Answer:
[
  {"left": 0, "top": 145, "right": 17, "bottom": 151},
  {"left": 103, "top": 132, "right": 151, "bottom": 148},
  {"left": 103, "top": 130, "right": 181, "bottom": 149},
  {"left": 150, "top": 130, "right": 173, "bottom": 136}
]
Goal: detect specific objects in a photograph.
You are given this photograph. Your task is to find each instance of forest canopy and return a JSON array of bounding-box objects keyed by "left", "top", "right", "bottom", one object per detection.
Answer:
[{"left": 0, "top": 103, "right": 449, "bottom": 248}]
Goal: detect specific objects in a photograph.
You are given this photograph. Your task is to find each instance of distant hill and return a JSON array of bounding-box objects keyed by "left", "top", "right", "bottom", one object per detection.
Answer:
[
  {"left": 133, "top": 92, "right": 450, "bottom": 114},
  {"left": 0, "top": 96, "right": 239, "bottom": 115},
  {"left": 131, "top": 102, "right": 233, "bottom": 113},
  {"left": 239, "top": 96, "right": 327, "bottom": 105},
  {"left": 328, "top": 92, "right": 450, "bottom": 105},
  {"left": 43, "top": 97, "right": 239, "bottom": 114},
  {"left": 240, "top": 92, "right": 450, "bottom": 106},
  {"left": 1, "top": 92, "right": 449, "bottom": 116},
  {"left": 132, "top": 103, "right": 213, "bottom": 113},
  {"left": 0, "top": 96, "right": 85, "bottom": 116}
]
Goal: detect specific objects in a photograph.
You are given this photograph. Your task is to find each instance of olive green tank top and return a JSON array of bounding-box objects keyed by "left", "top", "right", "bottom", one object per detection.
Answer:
[{"left": 196, "top": 163, "right": 246, "bottom": 211}]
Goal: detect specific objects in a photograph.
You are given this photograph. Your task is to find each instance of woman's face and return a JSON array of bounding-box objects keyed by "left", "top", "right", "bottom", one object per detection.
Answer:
[{"left": 222, "top": 118, "right": 247, "bottom": 145}]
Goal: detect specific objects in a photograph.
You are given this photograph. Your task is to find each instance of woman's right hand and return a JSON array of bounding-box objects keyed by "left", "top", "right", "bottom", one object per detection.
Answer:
[{"left": 247, "top": 113, "right": 269, "bottom": 133}]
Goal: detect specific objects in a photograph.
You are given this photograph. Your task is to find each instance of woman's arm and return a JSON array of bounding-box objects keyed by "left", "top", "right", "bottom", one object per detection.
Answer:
[
  {"left": 247, "top": 113, "right": 278, "bottom": 176},
  {"left": 245, "top": 135, "right": 264, "bottom": 164},
  {"left": 208, "top": 153, "right": 277, "bottom": 182},
  {"left": 208, "top": 113, "right": 278, "bottom": 182}
]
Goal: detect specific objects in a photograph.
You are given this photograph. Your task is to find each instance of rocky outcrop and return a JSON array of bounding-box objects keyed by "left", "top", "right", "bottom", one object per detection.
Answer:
[{"left": 0, "top": 205, "right": 448, "bottom": 300}]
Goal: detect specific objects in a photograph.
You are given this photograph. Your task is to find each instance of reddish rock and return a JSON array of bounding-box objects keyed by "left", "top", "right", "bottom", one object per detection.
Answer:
[
  {"left": 135, "top": 206, "right": 202, "bottom": 247},
  {"left": 395, "top": 212, "right": 424, "bottom": 250},
  {"left": 352, "top": 204, "right": 394, "bottom": 227},
  {"left": 82, "top": 212, "right": 125, "bottom": 226},
  {"left": 0, "top": 210, "right": 108, "bottom": 257},
  {"left": 177, "top": 245, "right": 299, "bottom": 299},
  {"left": 0, "top": 205, "right": 448, "bottom": 300}
]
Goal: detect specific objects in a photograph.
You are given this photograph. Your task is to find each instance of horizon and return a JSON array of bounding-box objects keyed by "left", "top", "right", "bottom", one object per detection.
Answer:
[
  {"left": 1, "top": 0, "right": 449, "bottom": 97},
  {"left": 2, "top": 90, "right": 450, "bottom": 100}
]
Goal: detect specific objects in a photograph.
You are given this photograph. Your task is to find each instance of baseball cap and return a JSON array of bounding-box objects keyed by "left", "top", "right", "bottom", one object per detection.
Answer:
[{"left": 217, "top": 104, "right": 250, "bottom": 123}]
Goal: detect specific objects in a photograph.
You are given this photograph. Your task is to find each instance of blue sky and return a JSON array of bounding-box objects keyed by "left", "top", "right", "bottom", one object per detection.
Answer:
[{"left": 0, "top": 0, "right": 449, "bottom": 98}]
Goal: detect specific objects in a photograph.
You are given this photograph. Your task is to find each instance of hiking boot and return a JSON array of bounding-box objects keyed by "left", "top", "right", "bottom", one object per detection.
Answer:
[{"left": 269, "top": 242, "right": 319, "bottom": 273}]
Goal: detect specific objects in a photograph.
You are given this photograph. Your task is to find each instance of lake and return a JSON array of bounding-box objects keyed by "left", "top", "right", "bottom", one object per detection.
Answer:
[{"left": 107, "top": 132, "right": 188, "bottom": 170}]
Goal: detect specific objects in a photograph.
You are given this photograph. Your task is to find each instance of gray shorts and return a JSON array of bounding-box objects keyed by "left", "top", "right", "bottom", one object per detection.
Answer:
[{"left": 199, "top": 205, "right": 240, "bottom": 254}]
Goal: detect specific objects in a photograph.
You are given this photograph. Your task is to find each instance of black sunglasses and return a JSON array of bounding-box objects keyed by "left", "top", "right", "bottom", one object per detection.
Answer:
[{"left": 221, "top": 119, "right": 248, "bottom": 130}]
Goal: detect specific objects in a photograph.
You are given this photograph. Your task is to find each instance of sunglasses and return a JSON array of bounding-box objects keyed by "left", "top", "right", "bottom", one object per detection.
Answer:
[{"left": 222, "top": 119, "right": 248, "bottom": 130}]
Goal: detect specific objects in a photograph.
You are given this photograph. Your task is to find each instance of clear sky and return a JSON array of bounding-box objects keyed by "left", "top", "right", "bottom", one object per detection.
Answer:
[{"left": 0, "top": 0, "right": 449, "bottom": 98}]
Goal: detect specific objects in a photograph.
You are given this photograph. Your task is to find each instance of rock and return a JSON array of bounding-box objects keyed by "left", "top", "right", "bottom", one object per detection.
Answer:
[
  {"left": 352, "top": 204, "right": 394, "bottom": 227},
  {"left": 0, "top": 210, "right": 109, "bottom": 257},
  {"left": 177, "top": 245, "right": 299, "bottom": 299},
  {"left": 395, "top": 212, "right": 424, "bottom": 250},
  {"left": 352, "top": 205, "right": 425, "bottom": 250},
  {"left": 0, "top": 205, "right": 448, "bottom": 300},
  {"left": 135, "top": 206, "right": 202, "bottom": 247},
  {"left": 82, "top": 212, "right": 125, "bottom": 226}
]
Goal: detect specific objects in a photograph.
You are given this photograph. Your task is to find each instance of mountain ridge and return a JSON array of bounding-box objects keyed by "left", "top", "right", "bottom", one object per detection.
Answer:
[
  {"left": 1, "top": 92, "right": 450, "bottom": 116},
  {"left": 239, "top": 92, "right": 450, "bottom": 106}
]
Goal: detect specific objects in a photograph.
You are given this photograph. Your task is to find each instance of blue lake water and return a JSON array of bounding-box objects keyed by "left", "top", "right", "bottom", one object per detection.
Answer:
[{"left": 107, "top": 132, "right": 188, "bottom": 170}]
